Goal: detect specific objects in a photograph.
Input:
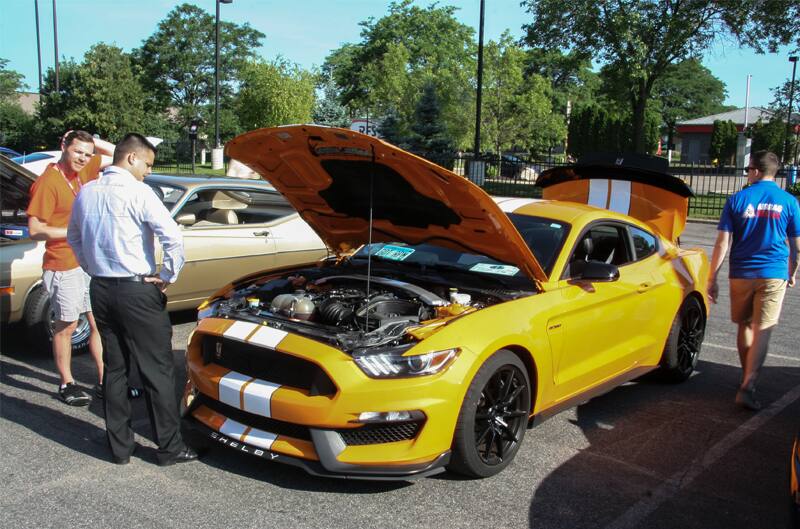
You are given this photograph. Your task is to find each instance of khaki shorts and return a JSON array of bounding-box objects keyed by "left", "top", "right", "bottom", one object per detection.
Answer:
[
  {"left": 729, "top": 278, "right": 788, "bottom": 328},
  {"left": 42, "top": 268, "right": 92, "bottom": 322}
]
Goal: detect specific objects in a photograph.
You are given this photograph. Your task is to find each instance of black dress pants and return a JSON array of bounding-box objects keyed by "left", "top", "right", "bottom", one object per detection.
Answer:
[{"left": 90, "top": 278, "right": 183, "bottom": 463}]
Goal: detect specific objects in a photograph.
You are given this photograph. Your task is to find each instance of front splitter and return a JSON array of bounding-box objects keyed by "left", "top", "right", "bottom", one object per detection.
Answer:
[{"left": 183, "top": 418, "right": 450, "bottom": 481}]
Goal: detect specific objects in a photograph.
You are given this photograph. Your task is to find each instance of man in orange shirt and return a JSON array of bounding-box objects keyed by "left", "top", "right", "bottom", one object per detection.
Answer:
[{"left": 27, "top": 130, "right": 113, "bottom": 405}]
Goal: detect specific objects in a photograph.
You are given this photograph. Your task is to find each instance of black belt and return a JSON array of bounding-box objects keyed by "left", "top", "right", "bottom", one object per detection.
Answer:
[{"left": 92, "top": 275, "right": 149, "bottom": 283}]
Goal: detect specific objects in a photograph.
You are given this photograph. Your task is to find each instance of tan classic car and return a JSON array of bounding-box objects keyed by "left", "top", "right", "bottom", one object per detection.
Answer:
[{"left": 0, "top": 155, "right": 329, "bottom": 352}]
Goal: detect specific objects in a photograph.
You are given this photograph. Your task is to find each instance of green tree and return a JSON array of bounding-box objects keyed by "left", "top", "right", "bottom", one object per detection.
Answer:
[
  {"left": 134, "top": 3, "right": 264, "bottom": 116},
  {"left": 522, "top": 1, "right": 797, "bottom": 153},
  {"left": 709, "top": 120, "right": 737, "bottom": 165},
  {"left": 377, "top": 106, "right": 406, "bottom": 147},
  {"left": 652, "top": 59, "right": 730, "bottom": 151},
  {"left": 481, "top": 34, "right": 565, "bottom": 156},
  {"left": 748, "top": 118, "right": 787, "bottom": 155},
  {"left": 0, "top": 59, "right": 35, "bottom": 151},
  {"left": 407, "top": 81, "right": 454, "bottom": 156},
  {"left": 235, "top": 59, "right": 316, "bottom": 131},
  {"left": 313, "top": 74, "right": 350, "bottom": 128},
  {"left": 37, "top": 44, "right": 148, "bottom": 143},
  {"left": 0, "top": 58, "right": 26, "bottom": 100},
  {"left": 523, "top": 49, "right": 599, "bottom": 116},
  {"left": 323, "top": 0, "right": 475, "bottom": 147}
]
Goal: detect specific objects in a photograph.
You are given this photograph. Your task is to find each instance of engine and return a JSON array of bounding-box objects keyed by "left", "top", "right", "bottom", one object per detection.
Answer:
[{"left": 213, "top": 272, "right": 509, "bottom": 352}]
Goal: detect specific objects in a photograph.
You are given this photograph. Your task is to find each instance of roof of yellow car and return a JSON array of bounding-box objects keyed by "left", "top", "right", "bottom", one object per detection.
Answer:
[{"left": 497, "top": 197, "right": 638, "bottom": 226}]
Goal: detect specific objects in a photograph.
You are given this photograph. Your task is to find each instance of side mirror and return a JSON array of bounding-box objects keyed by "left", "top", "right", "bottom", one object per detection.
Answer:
[
  {"left": 578, "top": 261, "right": 619, "bottom": 282},
  {"left": 175, "top": 213, "right": 196, "bottom": 227}
]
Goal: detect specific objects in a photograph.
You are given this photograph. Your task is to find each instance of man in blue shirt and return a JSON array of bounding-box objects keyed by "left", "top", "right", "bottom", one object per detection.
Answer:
[{"left": 708, "top": 150, "right": 800, "bottom": 411}]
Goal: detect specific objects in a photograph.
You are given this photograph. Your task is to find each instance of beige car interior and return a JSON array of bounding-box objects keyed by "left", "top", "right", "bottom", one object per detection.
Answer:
[{"left": 178, "top": 189, "right": 295, "bottom": 227}]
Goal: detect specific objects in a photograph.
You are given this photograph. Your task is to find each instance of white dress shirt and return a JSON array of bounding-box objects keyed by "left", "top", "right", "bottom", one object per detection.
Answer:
[{"left": 68, "top": 166, "right": 185, "bottom": 283}]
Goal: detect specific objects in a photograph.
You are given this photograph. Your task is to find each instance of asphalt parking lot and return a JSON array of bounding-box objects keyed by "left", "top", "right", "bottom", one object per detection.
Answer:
[{"left": 1, "top": 221, "right": 798, "bottom": 529}]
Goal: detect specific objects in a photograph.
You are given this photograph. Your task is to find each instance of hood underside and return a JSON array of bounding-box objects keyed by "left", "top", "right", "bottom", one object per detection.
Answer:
[{"left": 226, "top": 125, "right": 547, "bottom": 283}]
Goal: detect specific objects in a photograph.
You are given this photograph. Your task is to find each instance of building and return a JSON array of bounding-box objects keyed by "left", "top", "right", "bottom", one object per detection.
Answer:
[
  {"left": 675, "top": 107, "right": 775, "bottom": 164},
  {"left": 14, "top": 91, "right": 40, "bottom": 115}
]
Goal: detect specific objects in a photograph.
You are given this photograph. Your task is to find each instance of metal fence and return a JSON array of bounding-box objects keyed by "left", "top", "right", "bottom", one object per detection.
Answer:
[
  {"left": 153, "top": 143, "right": 795, "bottom": 219},
  {"left": 153, "top": 140, "right": 228, "bottom": 175}
]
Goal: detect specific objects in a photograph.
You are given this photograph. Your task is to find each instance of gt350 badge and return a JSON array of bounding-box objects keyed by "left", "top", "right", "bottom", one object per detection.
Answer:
[{"left": 210, "top": 431, "right": 279, "bottom": 460}]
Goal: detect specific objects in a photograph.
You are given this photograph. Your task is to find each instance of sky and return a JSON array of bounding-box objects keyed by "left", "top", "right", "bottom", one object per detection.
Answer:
[{"left": 1, "top": 0, "right": 796, "bottom": 110}]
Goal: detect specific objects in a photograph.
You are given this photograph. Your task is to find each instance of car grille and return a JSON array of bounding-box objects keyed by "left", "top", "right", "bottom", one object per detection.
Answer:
[
  {"left": 337, "top": 421, "right": 422, "bottom": 446},
  {"left": 202, "top": 335, "right": 337, "bottom": 396},
  {"left": 195, "top": 393, "right": 311, "bottom": 441}
]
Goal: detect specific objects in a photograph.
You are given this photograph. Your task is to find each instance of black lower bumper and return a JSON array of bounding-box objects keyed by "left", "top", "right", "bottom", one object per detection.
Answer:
[{"left": 183, "top": 417, "right": 450, "bottom": 481}]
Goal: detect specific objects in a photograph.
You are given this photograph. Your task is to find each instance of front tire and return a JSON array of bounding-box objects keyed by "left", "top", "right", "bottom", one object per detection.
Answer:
[
  {"left": 23, "top": 286, "right": 90, "bottom": 354},
  {"left": 658, "top": 296, "right": 705, "bottom": 383},
  {"left": 448, "top": 349, "right": 531, "bottom": 478}
]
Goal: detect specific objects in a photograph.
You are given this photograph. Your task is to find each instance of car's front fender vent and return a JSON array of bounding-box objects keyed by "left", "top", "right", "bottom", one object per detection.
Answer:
[{"left": 336, "top": 421, "right": 422, "bottom": 446}]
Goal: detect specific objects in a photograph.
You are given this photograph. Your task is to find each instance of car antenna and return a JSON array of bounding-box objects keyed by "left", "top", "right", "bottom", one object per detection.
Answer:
[{"left": 364, "top": 141, "right": 376, "bottom": 332}]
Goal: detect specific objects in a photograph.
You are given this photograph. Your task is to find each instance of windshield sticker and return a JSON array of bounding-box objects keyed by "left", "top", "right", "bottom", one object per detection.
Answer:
[
  {"left": 470, "top": 263, "right": 520, "bottom": 276},
  {"left": 375, "top": 244, "right": 415, "bottom": 261},
  {"left": 550, "top": 223, "right": 562, "bottom": 229}
]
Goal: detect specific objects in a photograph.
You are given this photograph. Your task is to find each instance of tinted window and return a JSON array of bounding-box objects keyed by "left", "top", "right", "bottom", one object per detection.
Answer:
[
  {"left": 507, "top": 214, "right": 570, "bottom": 275},
  {"left": 630, "top": 226, "right": 657, "bottom": 260},
  {"left": 566, "top": 224, "right": 631, "bottom": 278}
]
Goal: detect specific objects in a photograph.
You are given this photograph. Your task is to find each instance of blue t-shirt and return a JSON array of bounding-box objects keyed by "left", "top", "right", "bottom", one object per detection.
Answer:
[{"left": 718, "top": 180, "right": 800, "bottom": 279}]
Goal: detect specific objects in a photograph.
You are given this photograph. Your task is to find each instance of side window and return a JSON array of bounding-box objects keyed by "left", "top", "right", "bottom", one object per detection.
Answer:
[
  {"left": 565, "top": 224, "right": 631, "bottom": 278},
  {"left": 630, "top": 226, "right": 658, "bottom": 260},
  {"left": 175, "top": 188, "right": 295, "bottom": 227}
]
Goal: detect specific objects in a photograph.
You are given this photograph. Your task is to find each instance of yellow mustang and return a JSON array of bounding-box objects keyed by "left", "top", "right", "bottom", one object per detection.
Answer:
[{"left": 182, "top": 125, "right": 709, "bottom": 480}]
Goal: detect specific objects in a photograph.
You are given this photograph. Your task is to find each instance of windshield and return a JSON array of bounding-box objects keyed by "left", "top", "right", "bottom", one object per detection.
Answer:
[
  {"left": 12, "top": 152, "right": 54, "bottom": 164},
  {"left": 350, "top": 214, "right": 569, "bottom": 282},
  {"left": 146, "top": 182, "right": 186, "bottom": 209},
  {"left": 506, "top": 213, "right": 570, "bottom": 275}
]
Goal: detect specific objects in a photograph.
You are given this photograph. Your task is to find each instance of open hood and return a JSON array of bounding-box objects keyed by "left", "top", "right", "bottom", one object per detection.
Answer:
[
  {"left": 1, "top": 154, "right": 37, "bottom": 212},
  {"left": 536, "top": 154, "right": 694, "bottom": 242},
  {"left": 226, "top": 125, "right": 547, "bottom": 284}
]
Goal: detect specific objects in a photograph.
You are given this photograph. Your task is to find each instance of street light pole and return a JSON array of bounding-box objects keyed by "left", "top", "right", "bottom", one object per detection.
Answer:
[
  {"left": 34, "top": 0, "right": 43, "bottom": 93},
  {"left": 473, "top": 0, "right": 485, "bottom": 158},
  {"left": 213, "top": 0, "right": 232, "bottom": 170},
  {"left": 783, "top": 56, "right": 798, "bottom": 164},
  {"left": 52, "top": 0, "right": 59, "bottom": 92}
]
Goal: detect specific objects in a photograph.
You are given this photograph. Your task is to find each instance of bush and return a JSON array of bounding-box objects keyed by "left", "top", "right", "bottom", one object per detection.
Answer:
[{"left": 786, "top": 182, "right": 800, "bottom": 197}]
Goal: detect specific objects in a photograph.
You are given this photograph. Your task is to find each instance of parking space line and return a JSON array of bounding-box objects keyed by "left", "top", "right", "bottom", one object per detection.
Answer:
[
  {"left": 704, "top": 342, "right": 800, "bottom": 362},
  {"left": 602, "top": 384, "right": 800, "bottom": 529}
]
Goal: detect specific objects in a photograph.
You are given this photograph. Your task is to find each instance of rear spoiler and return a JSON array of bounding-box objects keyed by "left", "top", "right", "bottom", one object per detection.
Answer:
[{"left": 536, "top": 154, "right": 694, "bottom": 242}]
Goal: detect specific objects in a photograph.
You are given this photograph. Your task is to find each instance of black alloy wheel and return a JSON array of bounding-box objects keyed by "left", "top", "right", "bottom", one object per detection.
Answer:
[
  {"left": 677, "top": 299, "right": 704, "bottom": 373},
  {"left": 474, "top": 365, "right": 529, "bottom": 465},
  {"left": 449, "top": 349, "right": 531, "bottom": 478},
  {"left": 659, "top": 296, "right": 705, "bottom": 383}
]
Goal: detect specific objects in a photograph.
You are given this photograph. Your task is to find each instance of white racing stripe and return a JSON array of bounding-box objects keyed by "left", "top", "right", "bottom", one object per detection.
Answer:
[
  {"left": 608, "top": 180, "right": 631, "bottom": 214},
  {"left": 242, "top": 379, "right": 281, "bottom": 417},
  {"left": 218, "top": 371, "right": 252, "bottom": 409},
  {"left": 588, "top": 179, "right": 609, "bottom": 208},
  {"left": 494, "top": 197, "right": 539, "bottom": 213},
  {"left": 219, "top": 418, "right": 248, "bottom": 441},
  {"left": 249, "top": 326, "right": 288, "bottom": 348},
  {"left": 223, "top": 320, "right": 257, "bottom": 342},
  {"left": 243, "top": 428, "right": 278, "bottom": 450}
]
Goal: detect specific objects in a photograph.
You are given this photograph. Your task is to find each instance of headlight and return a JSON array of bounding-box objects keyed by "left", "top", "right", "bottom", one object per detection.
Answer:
[{"left": 353, "top": 345, "right": 460, "bottom": 378}]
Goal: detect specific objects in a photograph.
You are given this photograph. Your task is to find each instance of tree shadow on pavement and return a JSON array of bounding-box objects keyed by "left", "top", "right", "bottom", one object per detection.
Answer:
[{"left": 526, "top": 361, "right": 800, "bottom": 529}]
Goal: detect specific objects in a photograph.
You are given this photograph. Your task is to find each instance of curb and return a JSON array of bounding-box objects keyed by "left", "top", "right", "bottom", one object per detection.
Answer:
[{"left": 687, "top": 218, "right": 719, "bottom": 225}]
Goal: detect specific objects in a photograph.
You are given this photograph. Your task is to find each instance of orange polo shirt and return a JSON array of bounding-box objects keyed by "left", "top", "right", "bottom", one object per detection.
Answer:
[{"left": 27, "top": 156, "right": 102, "bottom": 271}]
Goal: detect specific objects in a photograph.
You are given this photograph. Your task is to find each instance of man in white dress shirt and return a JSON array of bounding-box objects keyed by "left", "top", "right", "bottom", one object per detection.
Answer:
[{"left": 68, "top": 133, "right": 197, "bottom": 466}]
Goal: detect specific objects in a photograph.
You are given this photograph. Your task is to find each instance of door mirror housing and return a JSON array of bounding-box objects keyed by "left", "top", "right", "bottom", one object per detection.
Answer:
[{"left": 578, "top": 261, "right": 620, "bottom": 282}]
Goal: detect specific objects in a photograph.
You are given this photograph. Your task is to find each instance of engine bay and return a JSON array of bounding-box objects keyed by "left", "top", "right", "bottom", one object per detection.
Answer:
[{"left": 211, "top": 269, "right": 525, "bottom": 352}]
